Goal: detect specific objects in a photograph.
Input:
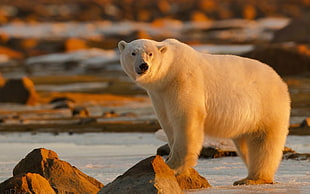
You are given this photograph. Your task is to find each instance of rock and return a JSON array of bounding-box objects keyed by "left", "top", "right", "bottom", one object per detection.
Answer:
[
  {"left": 50, "top": 97, "right": 75, "bottom": 109},
  {"left": 156, "top": 144, "right": 170, "bottom": 156},
  {"left": 13, "top": 148, "right": 58, "bottom": 176},
  {"left": 13, "top": 148, "right": 103, "bottom": 194},
  {"left": 283, "top": 153, "right": 310, "bottom": 161},
  {"left": 157, "top": 144, "right": 237, "bottom": 159},
  {"left": 102, "top": 110, "right": 119, "bottom": 118},
  {"left": 283, "top": 146, "right": 296, "bottom": 155},
  {"left": 176, "top": 168, "right": 211, "bottom": 190},
  {"left": 98, "top": 155, "right": 183, "bottom": 194},
  {"left": 0, "top": 45, "right": 24, "bottom": 59},
  {"left": 49, "top": 97, "right": 75, "bottom": 104},
  {"left": 244, "top": 44, "right": 310, "bottom": 76},
  {"left": 199, "top": 147, "right": 237, "bottom": 158},
  {"left": 99, "top": 155, "right": 211, "bottom": 193},
  {"left": 65, "top": 38, "right": 88, "bottom": 51},
  {"left": 0, "top": 172, "right": 55, "bottom": 194},
  {"left": 273, "top": 17, "right": 310, "bottom": 43},
  {"left": 282, "top": 146, "right": 310, "bottom": 160},
  {"left": 301, "top": 117, "right": 310, "bottom": 127},
  {"left": 0, "top": 77, "right": 37, "bottom": 105},
  {"left": 72, "top": 106, "right": 89, "bottom": 117},
  {"left": 0, "top": 73, "right": 5, "bottom": 87},
  {"left": 78, "top": 117, "right": 97, "bottom": 125}
]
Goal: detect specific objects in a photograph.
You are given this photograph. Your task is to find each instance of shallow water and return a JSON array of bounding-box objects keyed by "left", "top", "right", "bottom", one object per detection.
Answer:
[{"left": 0, "top": 132, "right": 309, "bottom": 193}]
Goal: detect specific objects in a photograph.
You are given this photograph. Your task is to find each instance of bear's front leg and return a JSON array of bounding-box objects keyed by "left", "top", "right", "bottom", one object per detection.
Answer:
[{"left": 166, "top": 112, "right": 205, "bottom": 174}]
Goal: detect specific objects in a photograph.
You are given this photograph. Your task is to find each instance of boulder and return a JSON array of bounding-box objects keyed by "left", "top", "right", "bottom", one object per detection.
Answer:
[
  {"left": 0, "top": 77, "right": 37, "bottom": 105},
  {"left": 99, "top": 155, "right": 211, "bottom": 194},
  {"left": 0, "top": 73, "right": 5, "bottom": 87},
  {"left": 0, "top": 46, "right": 24, "bottom": 59},
  {"left": 283, "top": 153, "right": 310, "bottom": 161},
  {"left": 301, "top": 117, "right": 310, "bottom": 127},
  {"left": 282, "top": 146, "right": 310, "bottom": 160},
  {"left": 65, "top": 38, "right": 88, "bottom": 51},
  {"left": 244, "top": 44, "right": 310, "bottom": 76},
  {"left": 99, "top": 155, "right": 183, "bottom": 194},
  {"left": 0, "top": 172, "right": 55, "bottom": 194},
  {"left": 157, "top": 144, "right": 237, "bottom": 159},
  {"left": 272, "top": 17, "right": 310, "bottom": 43},
  {"left": 199, "top": 147, "right": 237, "bottom": 158},
  {"left": 176, "top": 168, "right": 211, "bottom": 190},
  {"left": 13, "top": 148, "right": 59, "bottom": 176},
  {"left": 13, "top": 148, "right": 103, "bottom": 194},
  {"left": 156, "top": 144, "right": 171, "bottom": 156}
]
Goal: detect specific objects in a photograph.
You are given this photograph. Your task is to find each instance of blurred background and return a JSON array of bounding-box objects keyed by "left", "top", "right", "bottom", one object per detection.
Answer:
[{"left": 0, "top": 0, "right": 309, "bottom": 132}]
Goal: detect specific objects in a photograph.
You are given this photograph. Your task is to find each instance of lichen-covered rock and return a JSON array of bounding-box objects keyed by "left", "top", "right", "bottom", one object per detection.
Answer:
[
  {"left": 0, "top": 172, "right": 55, "bottom": 194},
  {"left": 99, "top": 155, "right": 183, "bottom": 194},
  {"left": 13, "top": 148, "right": 103, "bottom": 194}
]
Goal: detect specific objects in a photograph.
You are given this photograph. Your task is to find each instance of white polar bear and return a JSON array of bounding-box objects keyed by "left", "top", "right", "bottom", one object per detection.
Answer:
[{"left": 118, "top": 39, "right": 290, "bottom": 185}]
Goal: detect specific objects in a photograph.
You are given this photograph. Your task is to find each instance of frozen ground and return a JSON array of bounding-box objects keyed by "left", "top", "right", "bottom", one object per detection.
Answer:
[{"left": 0, "top": 132, "right": 309, "bottom": 193}]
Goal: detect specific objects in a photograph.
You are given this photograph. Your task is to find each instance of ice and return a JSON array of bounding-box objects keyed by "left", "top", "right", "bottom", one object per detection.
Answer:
[{"left": 0, "top": 132, "right": 309, "bottom": 193}]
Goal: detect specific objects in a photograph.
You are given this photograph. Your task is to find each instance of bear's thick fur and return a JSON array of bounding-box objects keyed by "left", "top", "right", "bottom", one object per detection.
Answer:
[{"left": 118, "top": 39, "right": 290, "bottom": 185}]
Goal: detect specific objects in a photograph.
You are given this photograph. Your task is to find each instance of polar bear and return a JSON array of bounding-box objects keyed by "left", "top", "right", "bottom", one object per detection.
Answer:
[{"left": 118, "top": 39, "right": 290, "bottom": 185}]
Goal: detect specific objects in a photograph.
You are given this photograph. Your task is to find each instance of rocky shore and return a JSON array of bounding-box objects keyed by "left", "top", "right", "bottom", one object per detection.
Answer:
[{"left": 1, "top": 144, "right": 308, "bottom": 193}]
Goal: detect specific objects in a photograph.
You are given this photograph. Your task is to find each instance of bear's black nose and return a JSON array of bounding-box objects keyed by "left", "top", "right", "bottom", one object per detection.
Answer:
[{"left": 138, "top": 63, "right": 149, "bottom": 74}]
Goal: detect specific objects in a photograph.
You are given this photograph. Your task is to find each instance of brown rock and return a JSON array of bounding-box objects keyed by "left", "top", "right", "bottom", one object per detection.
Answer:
[
  {"left": 13, "top": 148, "right": 58, "bottom": 176},
  {"left": 176, "top": 168, "right": 211, "bottom": 190},
  {"left": 65, "top": 38, "right": 88, "bottom": 51},
  {"left": 199, "top": 147, "right": 237, "bottom": 158},
  {"left": 0, "top": 77, "right": 38, "bottom": 105},
  {"left": 156, "top": 144, "right": 171, "bottom": 156},
  {"left": 301, "top": 117, "right": 310, "bottom": 127},
  {"left": 99, "top": 155, "right": 183, "bottom": 194},
  {"left": 244, "top": 44, "right": 310, "bottom": 76},
  {"left": 273, "top": 17, "right": 310, "bottom": 43},
  {"left": 0, "top": 172, "right": 55, "bottom": 194},
  {"left": 13, "top": 148, "right": 103, "bottom": 194},
  {"left": 0, "top": 73, "right": 5, "bottom": 87},
  {"left": 0, "top": 46, "right": 24, "bottom": 59},
  {"left": 283, "top": 146, "right": 296, "bottom": 155},
  {"left": 284, "top": 153, "right": 310, "bottom": 160},
  {"left": 157, "top": 144, "right": 237, "bottom": 159}
]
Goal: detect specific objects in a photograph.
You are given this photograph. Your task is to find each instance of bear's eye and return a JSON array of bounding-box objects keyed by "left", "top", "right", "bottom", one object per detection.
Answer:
[
  {"left": 131, "top": 52, "right": 136, "bottom": 56},
  {"left": 148, "top": 53, "right": 153, "bottom": 57}
]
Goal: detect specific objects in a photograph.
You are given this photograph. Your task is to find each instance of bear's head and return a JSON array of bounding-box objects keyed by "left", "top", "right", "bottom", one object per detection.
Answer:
[{"left": 118, "top": 39, "right": 167, "bottom": 87}]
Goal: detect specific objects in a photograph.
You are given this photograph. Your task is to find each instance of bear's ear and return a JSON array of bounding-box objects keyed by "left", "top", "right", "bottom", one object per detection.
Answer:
[
  {"left": 118, "top": 41, "right": 127, "bottom": 52},
  {"left": 158, "top": 45, "right": 167, "bottom": 54}
]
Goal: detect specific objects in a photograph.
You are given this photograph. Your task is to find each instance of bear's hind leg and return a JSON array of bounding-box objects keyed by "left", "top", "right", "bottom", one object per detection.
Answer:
[
  {"left": 233, "top": 135, "right": 249, "bottom": 167},
  {"left": 233, "top": 131, "right": 287, "bottom": 185}
]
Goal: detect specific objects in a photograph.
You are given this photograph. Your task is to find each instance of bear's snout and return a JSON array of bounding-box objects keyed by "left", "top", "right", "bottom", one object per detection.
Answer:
[{"left": 137, "top": 63, "right": 149, "bottom": 74}]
